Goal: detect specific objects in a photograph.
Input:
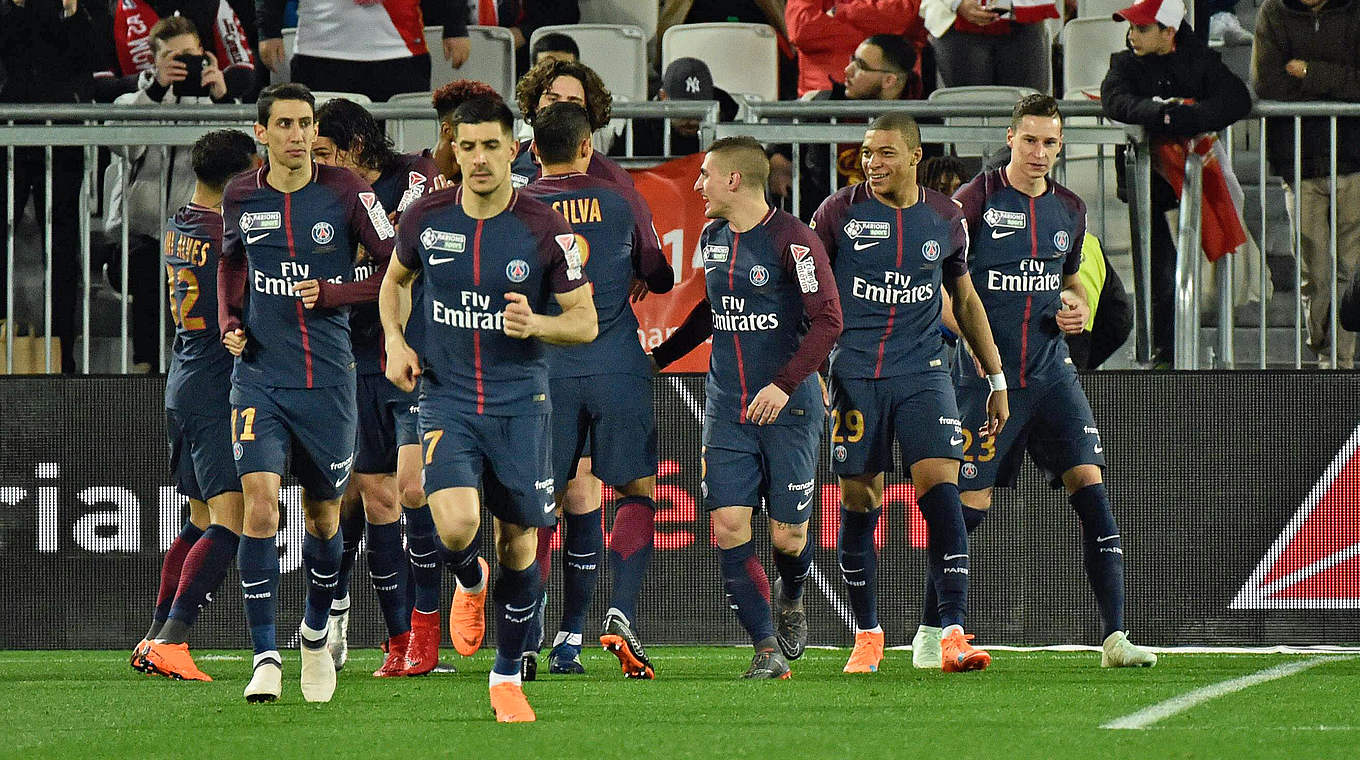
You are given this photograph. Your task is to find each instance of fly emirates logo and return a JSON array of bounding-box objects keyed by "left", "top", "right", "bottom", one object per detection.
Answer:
[
  {"left": 712, "top": 295, "right": 779, "bottom": 332},
  {"left": 987, "top": 258, "right": 1062, "bottom": 294},
  {"left": 853, "top": 270, "right": 934, "bottom": 305},
  {"left": 432, "top": 291, "right": 505, "bottom": 330},
  {"left": 254, "top": 261, "right": 341, "bottom": 296}
]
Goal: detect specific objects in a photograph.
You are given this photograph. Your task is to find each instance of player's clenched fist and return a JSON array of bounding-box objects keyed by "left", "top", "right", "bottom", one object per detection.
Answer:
[
  {"left": 223, "top": 328, "right": 248, "bottom": 357},
  {"left": 502, "top": 292, "right": 538, "bottom": 339},
  {"left": 983, "top": 389, "right": 1009, "bottom": 438},
  {"left": 745, "top": 383, "right": 789, "bottom": 426},
  {"left": 294, "top": 279, "right": 321, "bottom": 309},
  {"left": 385, "top": 337, "right": 421, "bottom": 392},
  {"left": 1056, "top": 290, "right": 1088, "bottom": 335}
]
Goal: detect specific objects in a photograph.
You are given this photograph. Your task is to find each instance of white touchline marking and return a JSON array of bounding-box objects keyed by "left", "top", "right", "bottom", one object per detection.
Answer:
[
  {"left": 1101, "top": 655, "right": 1356, "bottom": 730},
  {"left": 668, "top": 376, "right": 855, "bottom": 632}
]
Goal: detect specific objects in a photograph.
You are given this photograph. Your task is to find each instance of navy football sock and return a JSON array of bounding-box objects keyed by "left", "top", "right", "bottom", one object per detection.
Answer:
[
  {"left": 442, "top": 534, "right": 485, "bottom": 591},
  {"left": 921, "top": 505, "right": 987, "bottom": 627},
  {"left": 719, "top": 542, "right": 775, "bottom": 646},
  {"left": 403, "top": 505, "right": 442, "bottom": 613},
  {"left": 334, "top": 507, "right": 365, "bottom": 605},
  {"left": 366, "top": 519, "right": 411, "bottom": 637},
  {"left": 1070, "top": 483, "right": 1125, "bottom": 638},
  {"left": 918, "top": 483, "right": 969, "bottom": 629},
  {"left": 561, "top": 510, "right": 602, "bottom": 635},
  {"left": 147, "top": 521, "right": 203, "bottom": 640},
  {"left": 837, "top": 506, "right": 880, "bottom": 631},
  {"left": 773, "top": 538, "right": 813, "bottom": 602},
  {"left": 492, "top": 561, "right": 542, "bottom": 677},
  {"left": 237, "top": 534, "right": 279, "bottom": 655},
  {"left": 161, "top": 524, "right": 239, "bottom": 642},
  {"left": 607, "top": 496, "right": 655, "bottom": 623},
  {"left": 302, "top": 531, "right": 343, "bottom": 634}
]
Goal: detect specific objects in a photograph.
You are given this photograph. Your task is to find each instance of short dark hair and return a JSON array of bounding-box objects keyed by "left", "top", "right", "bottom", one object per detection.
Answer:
[
  {"left": 316, "top": 98, "right": 400, "bottom": 173},
  {"left": 150, "top": 16, "right": 199, "bottom": 54},
  {"left": 1011, "top": 93, "right": 1063, "bottom": 131},
  {"left": 531, "top": 32, "right": 579, "bottom": 62},
  {"left": 451, "top": 96, "right": 516, "bottom": 138},
  {"left": 257, "top": 83, "right": 314, "bottom": 126},
  {"left": 866, "top": 112, "right": 921, "bottom": 148},
  {"left": 191, "top": 129, "right": 257, "bottom": 190},
  {"left": 863, "top": 34, "right": 915, "bottom": 75},
  {"left": 515, "top": 58, "right": 613, "bottom": 129},
  {"left": 432, "top": 79, "right": 502, "bottom": 123},
  {"left": 708, "top": 135, "right": 770, "bottom": 189},
  {"left": 533, "top": 103, "right": 592, "bottom": 165}
]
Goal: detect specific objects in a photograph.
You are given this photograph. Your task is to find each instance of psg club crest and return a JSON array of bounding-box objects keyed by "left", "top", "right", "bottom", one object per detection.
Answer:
[
  {"left": 834, "top": 445, "right": 847, "bottom": 463},
  {"left": 1054, "top": 230, "right": 1071, "bottom": 252},
  {"left": 961, "top": 462, "right": 977, "bottom": 479},
  {"left": 311, "top": 222, "right": 334, "bottom": 245},
  {"left": 506, "top": 259, "right": 530, "bottom": 283},
  {"left": 749, "top": 265, "right": 770, "bottom": 287},
  {"left": 922, "top": 240, "right": 941, "bottom": 261}
]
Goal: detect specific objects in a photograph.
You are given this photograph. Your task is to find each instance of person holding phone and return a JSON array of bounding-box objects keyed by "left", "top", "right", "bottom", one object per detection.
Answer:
[
  {"left": 108, "top": 15, "right": 238, "bottom": 371},
  {"left": 929, "top": 0, "right": 1058, "bottom": 92}
]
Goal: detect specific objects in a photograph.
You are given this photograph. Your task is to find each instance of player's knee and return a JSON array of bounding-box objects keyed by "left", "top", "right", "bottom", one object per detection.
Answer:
[
  {"left": 616, "top": 476, "right": 656, "bottom": 499},
  {"left": 495, "top": 524, "right": 537, "bottom": 569},
  {"left": 187, "top": 499, "right": 211, "bottom": 530},
  {"left": 771, "top": 525, "right": 808, "bottom": 556},
  {"left": 208, "top": 492, "right": 245, "bottom": 535},
  {"left": 839, "top": 478, "right": 883, "bottom": 511},
  {"left": 563, "top": 478, "right": 603, "bottom": 515},
  {"left": 710, "top": 509, "right": 752, "bottom": 547},
  {"left": 1062, "top": 465, "right": 1103, "bottom": 493},
  {"left": 305, "top": 511, "right": 339, "bottom": 539},
  {"left": 396, "top": 476, "right": 425, "bottom": 509}
]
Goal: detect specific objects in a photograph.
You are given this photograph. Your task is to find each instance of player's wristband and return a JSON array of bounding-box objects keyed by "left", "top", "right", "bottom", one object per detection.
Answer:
[{"left": 987, "top": 373, "right": 1007, "bottom": 392}]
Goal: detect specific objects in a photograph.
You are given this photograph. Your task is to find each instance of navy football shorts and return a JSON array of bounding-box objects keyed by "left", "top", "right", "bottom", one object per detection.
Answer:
[
  {"left": 955, "top": 368, "right": 1105, "bottom": 491},
  {"left": 230, "top": 379, "right": 357, "bottom": 501},
  {"left": 354, "top": 372, "right": 421, "bottom": 474},
  {"left": 701, "top": 414, "right": 823, "bottom": 524},
  {"left": 167, "top": 407, "right": 241, "bottom": 502},
  {"left": 549, "top": 373, "right": 657, "bottom": 489},
  {"left": 419, "top": 405, "right": 557, "bottom": 529},
  {"left": 827, "top": 369, "right": 964, "bottom": 477}
]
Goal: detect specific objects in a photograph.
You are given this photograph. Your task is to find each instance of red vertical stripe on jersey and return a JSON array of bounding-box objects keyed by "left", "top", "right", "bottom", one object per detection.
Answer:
[
  {"left": 473, "top": 220, "right": 484, "bottom": 412},
  {"left": 728, "top": 233, "right": 748, "bottom": 420},
  {"left": 873, "top": 207, "right": 907, "bottom": 378},
  {"left": 734, "top": 336, "right": 749, "bottom": 423},
  {"left": 284, "top": 194, "right": 314, "bottom": 388},
  {"left": 1018, "top": 197, "right": 1038, "bottom": 388},
  {"left": 728, "top": 232, "right": 739, "bottom": 290}
]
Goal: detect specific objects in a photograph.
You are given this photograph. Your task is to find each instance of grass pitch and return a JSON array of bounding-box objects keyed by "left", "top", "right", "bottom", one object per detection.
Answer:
[{"left": 1, "top": 648, "right": 1356, "bottom": 759}]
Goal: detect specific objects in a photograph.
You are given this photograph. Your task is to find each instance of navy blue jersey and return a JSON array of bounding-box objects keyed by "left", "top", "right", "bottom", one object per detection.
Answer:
[
  {"left": 812, "top": 184, "right": 969, "bottom": 379},
  {"left": 395, "top": 187, "right": 590, "bottom": 415},
  {"left": 219, "top": 162, "right": 396, "bottom": 389},
  {"left": 521, "top": 171, "right": 672, "bottom": 378},
  {"left": 701, "top": 209, "right": 841, "bottom": 425},
  {"left": 350, "top": 153, "right": 440, "bottom": 376},
  {"left": 511, "top": 140, "right": 635, "bottom": 189},
  {"left": 954, "top": 169, "right": 1085, "bottom": 389},
  {"left": 163, "top": 203, "right": 233, "bottom": 411}
]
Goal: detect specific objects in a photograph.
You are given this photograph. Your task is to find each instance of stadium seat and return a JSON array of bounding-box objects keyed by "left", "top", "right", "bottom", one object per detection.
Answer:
[
  {"left": 385, "top": 92, "right": 436, "bottom": 154},
  {"left": 662, "top": 23, "right": 778, "bottom": 102},
  {"left": 529, "top": 24, "right": 649, "bottom": 103},
  {"left": 310, "top": 92, "right": 373, "bottom": 106},
  {"left": 1061, "top": 18, "right": 1129, "bottom": 93},
  {"left": 428, "top": 25, "right": 516, "bottom": 100},
  {"left": 579, "top": 0, "right": 659, "bottom": 43},
  {"left": 270, "top": 27, "right": 297, "bottom": 85},
  {"left": 927, "top": 85, "right": 1040, "bottom": 159}
]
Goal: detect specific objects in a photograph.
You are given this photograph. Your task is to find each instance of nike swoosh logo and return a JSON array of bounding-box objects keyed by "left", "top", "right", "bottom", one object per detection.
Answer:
[
  {"left": 409, "top": 549, "right": 437, "bottom": 558},
  {"left": 704, "top": 265, "right": 720, "bottom": 273},
  {"left": 370, "top": 571, "right": 400, "bottom": 580},
  {"left": 852, "top": 240, "right": 880, "bottom": 250},
  {"left": 1096, "top": 535, "right": 1120, "bottom": 542},
  {"left": 543, "top": 501, "right": 556, "bottom": 514},
  {"left": 990, "top": 229, "right": 1018, "bottom": 239},
  {"left": 428, "top": 255, "right": 456, "bottom": 265},
  {"left": 242, "top": 579, "right": 270, "bottom": 588},
  {"left": 1093, "top": 445, "right": 1103, "bottom": 453},
  {"left": 795, "top": 496, "right": 812, "bottom": 511},
  {"left": 335, "top": 472, "right": 351, "bottom": 489},
  {"left": 246, "top": 231, "right": 270, "bottom": 244},
  {"left": 942, "top": 553, "right": 968, "bottom": 561},
  {"left": 311, "top": 570, "right": 339, "bottom": 579},
  {"left": 506, "top": 602, "right": 537, "bottom": 613},
  {"left": 566, "top": 551, "right": 595, "bottom": 558},
  {"left": 950, "top": 436, "right": 965, "bottom": 446}
]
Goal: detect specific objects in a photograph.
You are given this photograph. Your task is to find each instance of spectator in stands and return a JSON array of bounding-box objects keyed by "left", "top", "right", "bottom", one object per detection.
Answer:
[
  {"left": 785, "top": 0, "right": 926, "bottom": 97},
  {"left": 429, "top": 78, "right": 503, "bottom": 182},
  {"left": 106, "top": 15, "right": 241, "bottom": 371},
  {"left": 1101, "top": 0, "right": 1253, "bottom": 367},
  {"left": 609, "top": 57, "right": 738, "bottom": 159},
  {"left": 1253, "top": 0, "right": 1360, "bottom": 368},
  {"left": 660, "top": 0, "right": 797, "bottom": 98},
  {"left": 531, "top": 31, "right": 578, "bottom": 66},
  {"left": 474, "top": 1, "right": 580, "bottom": 77},
  {"left": 926, "top": 0, "right": 1058, "bottom": 92},
  {"left": 1, "top": 0, "right": 102, "bottom": 373},
  {"left": 257, "top": 0, "right": 469, "bottom": 102}
]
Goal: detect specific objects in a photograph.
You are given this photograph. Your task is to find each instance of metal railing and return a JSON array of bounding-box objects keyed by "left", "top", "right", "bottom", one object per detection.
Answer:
[{"left": 3, "top": 99, "right": 1358, "bottom": 373}]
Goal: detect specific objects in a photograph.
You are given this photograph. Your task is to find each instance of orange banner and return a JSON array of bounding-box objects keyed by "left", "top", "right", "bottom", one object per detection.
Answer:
[{"left": 628, "top": 153, "right": 711, "bottom": 373}]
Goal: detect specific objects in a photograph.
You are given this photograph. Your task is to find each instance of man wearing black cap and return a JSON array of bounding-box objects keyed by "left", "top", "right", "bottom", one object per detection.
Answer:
[{"left": 609, "top": 57, "right": 738, "bottom": 159}]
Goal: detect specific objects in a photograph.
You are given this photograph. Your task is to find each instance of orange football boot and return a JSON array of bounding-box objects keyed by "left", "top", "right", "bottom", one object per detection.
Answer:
[
  {"left": 449, "top": 557, "right": 489, "bottom": 656},
  {"left": 941, "top": 628, "right": 991, "bottom": 672},
  {"left": 143, "top": 641, "right": 212, "bottom": 681},
  {"left": 489, "top": 682, "right": 536, "bottom": 723},
  {"left": 843, "top": 630, "right": 885, "bottom": 673}
]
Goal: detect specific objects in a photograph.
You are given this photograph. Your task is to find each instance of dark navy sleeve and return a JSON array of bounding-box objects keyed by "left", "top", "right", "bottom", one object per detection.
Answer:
[
  {"left": 1063, "top": 192, "right": 1088, "bottom": 277},
  {"left": 952, "top": 173, "right": 989, "bottom": 245},
  {"left": 317, "top": 171, "right": 398, "bottom": 308},
  {"left": 810, "top": 190, "right": 848, "bottom": 268},
  {"left": 217, "top": 175, "right": 250, "bottom": 337},
  {"left": 622, "top": 186, "right": 673, "bottom": 294},
  {"left": 590, "top": 151, "right": 635, "bottom": 187},
  {"left": 394, "top": 201, "right": 426, "bottom": 272},
  {"left": 938, "top": 193, "right": 970, "bottom": 280},
  {"left": 652, "top": 298, "right": 713, "bottom": 370},
  {"left": 772, "top": 217, "right": 842, "bottom": 395}
]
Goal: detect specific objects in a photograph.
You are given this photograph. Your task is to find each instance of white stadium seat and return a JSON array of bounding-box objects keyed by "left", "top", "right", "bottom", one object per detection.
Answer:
[
  {"left": 927, "top": 85, "right": 1039, "bottom": 158},
  {"left": 385, "top": 91, "right": 436, "bottom": 154},
  {"left": 270, "top": 27, "right": 297, "bottom": 85},
  {"left": 1061, "top": 18, "right": 1130, "bottom": 93},
  {"left": 429, "top": 25, "right": 516, "bottom": 100},
  {"left": 530, "top": 24, "right": 649, "bottom": 103},
  {"left": 662, "top": 23, "right": 779, "bottom": 102}
]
